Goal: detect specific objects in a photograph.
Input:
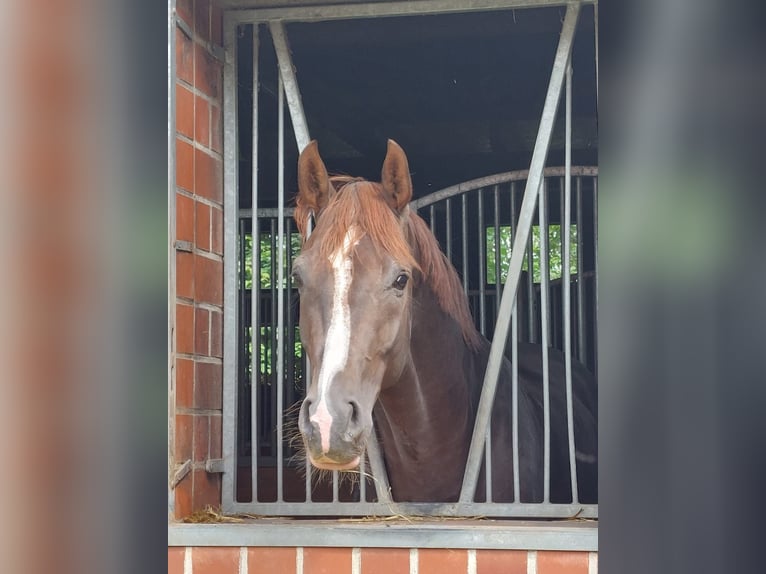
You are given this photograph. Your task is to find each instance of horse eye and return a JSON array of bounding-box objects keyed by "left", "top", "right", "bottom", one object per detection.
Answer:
[{"left": 393, "top": 273, "right": 409, "bottom": 290}]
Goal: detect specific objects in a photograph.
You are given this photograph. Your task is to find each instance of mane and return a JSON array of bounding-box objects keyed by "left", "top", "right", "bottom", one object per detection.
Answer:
[{"left": 295, "top": 176, "right": 482, "bottom": 350}]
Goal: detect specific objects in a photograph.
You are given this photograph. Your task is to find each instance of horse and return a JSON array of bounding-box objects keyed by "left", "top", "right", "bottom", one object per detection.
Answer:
[{"left": 292, "top": 139, "right": 597, "bottom": 504}]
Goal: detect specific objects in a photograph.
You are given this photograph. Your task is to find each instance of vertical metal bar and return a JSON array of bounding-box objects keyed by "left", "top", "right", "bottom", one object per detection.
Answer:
[
  {"left": 286, "top": 218, "right": 295, "bottom": 417},
  {"left": 359, "top": 453, "right": 367, "bottom": 502},
  {"left": 269, "top": 219, "right": 277, "bottom": 489},
  {"left": 594, "top": 2, "right": 599, "bottom": 106},
  {"left": 429, "top": 204, "right": 436, "bottom": 234},
  {"left": 539, "top": 179, "right": 551, "bottom": 503},
  {"left": 461, "top": 194, "right": 469, "bottom": 295},
  {"left": 445, "top": 198, "right": 453, "bottom": 261},
  {"left": 510, "top": 182, "right": 520, "bottom": 502},
  {"left": 367, "top": 426, "right": 392, "bottom": 504},
  {"left": 563, "top": 60, "right": 579, "bottom": 502},
  {"left": 477, "top": 189, "right": 491, "bottom": 501},
  {"left": 269, "top": 22, "right": 310, "bottom": 151},
  {"left": 305, "top": 456, "right": 312, "bottom": 502},
  {"left": 237, "top": 219, "right": 247, "bottom": 483},
  {"left": 221, "top": 14, "right": 241, "bottom": 512},
  {"left": 459, "top": 3, "right": 580, "bottom": 503},
  {"left": 333, "top": 470, "right": 339, "bottom": 502},
  {"left": 576, "top": 177, "right": 586, "bottom": 364},
  {"left": 250, "top": 24, "right": 260, "bottom": 503},
  {"left": 493, "top": 185, "right": 502, "bottom": 305},
  {"left": 478, "top": 189, "right": 486, "bottom": 336},
  {"left": 276, "top": 77, "right": 286, "bottom": 502},
  {"left": 526, "top": 218, "right": 535, "bottom": 343}
]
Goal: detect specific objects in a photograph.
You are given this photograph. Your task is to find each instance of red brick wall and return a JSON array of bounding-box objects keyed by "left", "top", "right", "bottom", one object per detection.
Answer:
[
  {"left": 172, "top": 0, "right": 225, "bottom": 519},
  {"left": 167, "top": 547, "right": 597, "bottom": 574}
]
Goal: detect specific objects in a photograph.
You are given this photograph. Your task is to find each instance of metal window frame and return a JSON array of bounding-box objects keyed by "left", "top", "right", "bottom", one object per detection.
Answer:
[{"left": 213, "top": 0, "right": 598, "bottom": 541}]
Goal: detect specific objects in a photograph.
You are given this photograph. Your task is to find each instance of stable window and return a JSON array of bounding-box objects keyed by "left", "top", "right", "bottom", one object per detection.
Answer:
[{"left": 220, "top": 0, "right": 599, "bottom": 519}]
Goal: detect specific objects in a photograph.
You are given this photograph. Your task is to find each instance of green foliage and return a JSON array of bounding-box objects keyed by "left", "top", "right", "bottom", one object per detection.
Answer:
[{"left": 487, "top": 225, "right": 578, "bottom": 284}]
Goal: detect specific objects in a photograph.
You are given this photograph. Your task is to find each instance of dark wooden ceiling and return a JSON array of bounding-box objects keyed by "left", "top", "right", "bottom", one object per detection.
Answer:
[{"left": 237, "top": 4, "right": 598, "bottom": 207}]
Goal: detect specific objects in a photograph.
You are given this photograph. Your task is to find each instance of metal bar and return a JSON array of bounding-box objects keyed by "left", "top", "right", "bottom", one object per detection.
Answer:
[
  {"left": 526, "top": 225, "right": 535, "bottom": 343},
  {"left": 411, "top": 166, "right": 598, "bottom": 210},
  {"left": 367, "top": 426, "right": 392, "bottom": 504},
  {"left": 276, "top": 77, "right": 286, "bottom": 502},
  {"left": 461, "top": 194, "right": 469, "bottom": 295},
  {"left": 478, "top": 189, "right": 486, "bottom": 336},
  {"left": 250, "top": 23, "right": 260, "bottom": 503},
  {"left": 170, "top": 520, "right": 598, "bottom": 551},
  {"left": 269, "top": 22, "right": 310, "bottom": 151},
  {"left": 429, "top": 204, "right": 436, "bottom": 234},
  {"left": 286, "top": 217, "right": 295, "bottom": 426},
  {"left": 594, "top": 1, "right": 599, "bottom": 106},
  {"left": 576, "top": 177, "right": 585, "bottom": 364},
  {"left": 227, "top": 0, "right": 596, "bottom": 25},
  {"left": 510, "top": 182, "right": 520, "bottom": 502},
  {"left": 563, "top": 60, "right": 579, "bottom": 502},
  {"left": 493, "top": 185, "right": 502, "bottom": 304},
  {"left": 237, "top": 219, "right": 247, "bottom": 477},
  {"left": 459, "top": 3, "right": 580, "bottom": 503},
  {"left": 305, "top": 457, "right": 312, "bottom": 502},
  {"left": 333, "top": 470, "right": 339, "bottom": 502},
  {"left": 445, "top": 198, "right": 453, "bottom": 261},
  {"left": 195, "top": 500, "right": 597, "bottom": 519},
  {"left": 221, "top": 14, "right": 240, "bottom": 513},
  {"left": 359, "top": 453, "right": 366, "bottom": 502},
  {"left": 539, "top": 179, "right": 551, "bottom": 502},
  {"left": 269, "top": 218, "right": 277, "bottom": 485}
]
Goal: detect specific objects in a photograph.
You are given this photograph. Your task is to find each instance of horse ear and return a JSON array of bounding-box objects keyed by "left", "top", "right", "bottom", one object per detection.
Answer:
[
  {"left": 381, "top": 139, "right": 413, "bottom": 214},
  {"left": 297, "top": 140, "right": 333, "bottom": 214}
]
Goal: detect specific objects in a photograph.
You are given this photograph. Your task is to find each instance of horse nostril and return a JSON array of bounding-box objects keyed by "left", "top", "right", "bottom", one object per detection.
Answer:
[{"left": 348, "top": 401, "right": 360, "bottom": 426}]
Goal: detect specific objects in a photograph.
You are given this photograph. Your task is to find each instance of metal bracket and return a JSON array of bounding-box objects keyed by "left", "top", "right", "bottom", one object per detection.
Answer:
[
  {"left": 175, "top": 14, "right": 193, "bottom": 40},
  {"left": 171, "top": 459, "right": 192, "bottom": 489},
  {"left": 175, "top": 240, "right": 193, "bottom": 253},
  {"left": 205, "top": 458, "right": 225, "bottom": 474}
]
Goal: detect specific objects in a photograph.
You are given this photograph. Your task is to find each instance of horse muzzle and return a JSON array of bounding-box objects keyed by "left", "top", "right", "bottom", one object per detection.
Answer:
[{"left": 298, "top": 397, "right": 369, "bottom": 469}]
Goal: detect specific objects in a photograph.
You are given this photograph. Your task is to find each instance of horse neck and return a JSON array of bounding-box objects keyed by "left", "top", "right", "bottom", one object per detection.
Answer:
[{"left": 375, "top": 281, "right": 485, "bottom": 490}]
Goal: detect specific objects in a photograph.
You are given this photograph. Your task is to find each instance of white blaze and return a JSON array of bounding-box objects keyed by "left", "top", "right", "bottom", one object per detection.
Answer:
[{"left": 310, "top": 228, "right": 357, "bottom": 454}]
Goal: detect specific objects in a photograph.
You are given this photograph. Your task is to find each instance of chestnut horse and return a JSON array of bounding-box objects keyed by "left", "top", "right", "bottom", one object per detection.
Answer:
[{"left": 293, "top": 140, "right": 597, "bottom": 503}]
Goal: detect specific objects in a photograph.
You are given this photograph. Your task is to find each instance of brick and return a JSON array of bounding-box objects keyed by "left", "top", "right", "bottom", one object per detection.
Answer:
[
  {"left": 419, "top": 548, "right": 468, "bottom": 574},
  {"left": 210, "top": 309, "right": 223, "bottom": 358},
  {"left": 209, "top": 414, "right": 222, "bottom": 458},
  {"left": 212, "top": 4, "right": 223, "bottom": 46},
  {"left": 176, "top": 357, "right": 194, "bottom": 409},
  {"left": 174, "top": 474, "right": 193, "bottom": 519},
  {"left": 195, "top": 254, "right": 223, "bottom": 306},
  {"left": 174, "top": 414, "right": 193, "bottom": 461},
  {"left": 194, "top": 361, "right": 222, "bottom": 410},
  {"left": 176, "top": 0, "right": 193, "bottom": 28},
  {"left": 176, "top": 84, "right": 194, "bottom": 139},
  {"left": 537, "top": 551, "right": 588, "bottom": 574},
  {"left": 361, "top": 548, "right": 410, "bottom": 574},
  {"left": 195, "top": 43, "right": 222, "bottom": 99},
  {"left": 192, "top": 469, "right": 221, "bottom": 511},
  {"left": 168, "top": 547, "right": 185, "bottom": 574},
  {"left": 211, "top": 206, "right": 223, "bottom": 255},
  {"left": 194, "top": 0, "right": 211, "bottom": 41},
  {"left": 248, "top": 547, "right": 295, "bottom": 574},
  {"left": 195, "top": 306, "right": 209, "bottom": 355},
  {"left": 195, "top": 148, "right": 222, "bottom": 203},
  {"left": 175, "top": 28, "right": 194, "bottom": 85},
  {"left": 193, "top": 414, "right": 209, "bottom": 462},
  {"left": 176, "top": 192, "right": 194, "bottom": 243},
  {"left": 304, "top": 547, "right": 352, "bottom": 574},
  {"left": 176, "top": 137, "right": 194, "bottom": 192},
  {"left": 195, "top": 95, "right": 210, "bottom": 147},
  {"left": 193, "top": 547, "right": 238, "bottom": 574},
  {"left": 196, "top": 200, "right": 211, "bottom": 251},
  {"left": 210, "top": 103, "right": 222, "bottom": 153},
  {"left": 176, "top": 303, "right": 194, "bottom": 355},
  {"left": 477, "top": 549, "right": 527, "bottom": 574},
  {"left": 176, "top": 251, "right": 194, "bottom": 300}
]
